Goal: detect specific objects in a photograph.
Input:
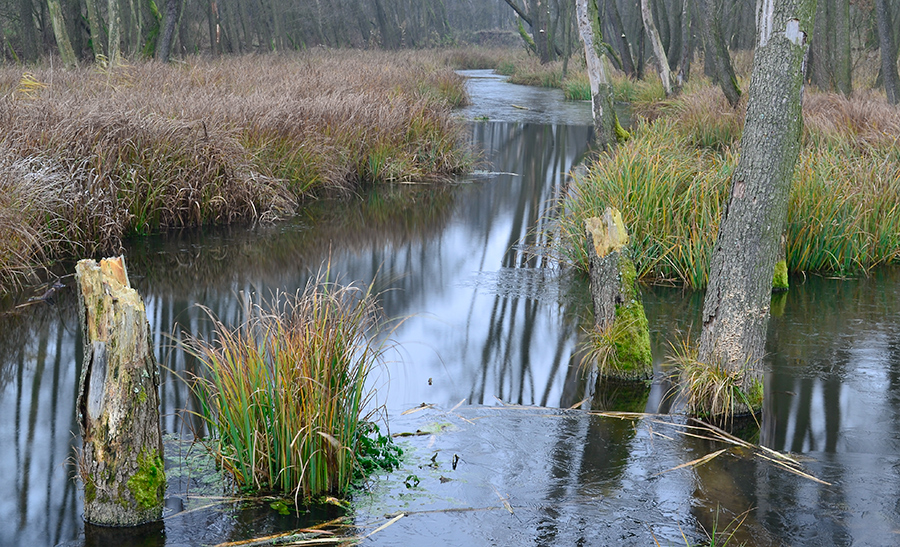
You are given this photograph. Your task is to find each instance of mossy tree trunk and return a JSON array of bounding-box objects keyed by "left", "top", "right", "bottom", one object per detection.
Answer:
[
  {"left": 697, "top": 0, "right": 815, "bottom": 416},
  {"left": 575, "top": 0, "right": 618, "bottom": 151},
  {"left": 75, "top": 256, "right": 166, "bottom": 527},
  {"left": 585, "top": 208, "right": 652, "bottom": 380}
]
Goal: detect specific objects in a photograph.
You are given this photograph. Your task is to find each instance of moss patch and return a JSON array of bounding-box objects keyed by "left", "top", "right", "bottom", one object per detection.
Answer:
[
  {"left": 127, "top": 448, "right": 166, "bottom": 510},
  {"left": 608, "top": 253, "right": 652, "bottom": 378},
  {"left": 772, "top": 259, "right": 789, "bottom": 291}
]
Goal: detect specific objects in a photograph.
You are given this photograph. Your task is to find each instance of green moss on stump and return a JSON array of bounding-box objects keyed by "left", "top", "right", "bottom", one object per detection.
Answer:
[
  {"left": 772, "top": 259, "right": 789, "bottom": 292},
  {"left": 127, "top": 449, "right": 166, "bottom": 510},
  {"left": 609, "top": 253, "right": 652, "bottom": 378}
]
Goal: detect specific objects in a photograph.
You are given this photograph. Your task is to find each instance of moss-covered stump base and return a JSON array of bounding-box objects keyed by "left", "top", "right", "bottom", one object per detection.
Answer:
[
  {"left": 585, "top": 209, "right": 652, "bottom": 380},
  {"left": 75, "top": 256, "right": 166, "bottom": 526}
]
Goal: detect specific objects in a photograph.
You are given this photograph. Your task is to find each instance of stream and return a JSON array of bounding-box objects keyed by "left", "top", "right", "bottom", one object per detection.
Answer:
[{"left": 1, "top": 70, "right": 899, "bottom": 546}]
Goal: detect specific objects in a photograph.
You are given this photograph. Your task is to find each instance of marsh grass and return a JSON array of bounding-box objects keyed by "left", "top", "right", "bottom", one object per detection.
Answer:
[
  {"left": 555, "top": 86, "right": 900, "bottom": 288},
  {"left": 0, "top": 51, "right": 471, "bottom": 293},
  {"left": 183, "top": 274, "right": 389, "bottom": 502}
]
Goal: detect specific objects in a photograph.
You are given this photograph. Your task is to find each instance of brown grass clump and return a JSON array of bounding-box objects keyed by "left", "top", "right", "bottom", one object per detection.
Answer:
[
  {"left": 0, "top": 51, "right": 471, "bottom": 294},
  {"left": 803, "top": 89, "right": 900, "bottom": 150}
]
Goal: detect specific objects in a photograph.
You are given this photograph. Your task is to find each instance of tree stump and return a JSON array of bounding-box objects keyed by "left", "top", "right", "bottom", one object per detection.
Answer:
[
  {"left": 585, "top": 208, "right": 652, "bottom": 380},
  {"left": 75, "top": 256, "right": 166, "bottom": 526}
]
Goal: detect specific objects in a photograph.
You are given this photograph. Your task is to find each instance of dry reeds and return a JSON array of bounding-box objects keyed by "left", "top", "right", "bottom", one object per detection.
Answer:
[
  {"left": 0, "top": 51, "right": 471, "bottom": 294},
  {"left": 184, "top": 274, "right": 387, "bottom": 502}
]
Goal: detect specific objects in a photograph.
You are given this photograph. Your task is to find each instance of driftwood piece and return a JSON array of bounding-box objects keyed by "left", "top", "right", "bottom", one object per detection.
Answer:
[
  {"left": 585, "top": 209, "right": 652, "bottom": 380},
  {"left": 75, "top": 256, "right": 166, "bottom": 526}
]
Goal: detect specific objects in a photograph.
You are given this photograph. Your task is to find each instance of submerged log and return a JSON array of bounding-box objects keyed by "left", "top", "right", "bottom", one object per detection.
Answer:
[
  {"left": 585, "top": 208, "right": 652, "bottom": 380},
  {"left": 75, "top": 256, "right": 166, "bottom": 526}
]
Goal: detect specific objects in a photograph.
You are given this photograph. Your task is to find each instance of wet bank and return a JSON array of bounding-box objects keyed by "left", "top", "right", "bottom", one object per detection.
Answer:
[{"left": 1, "top": 69, "right": 900, "bottom": 546}]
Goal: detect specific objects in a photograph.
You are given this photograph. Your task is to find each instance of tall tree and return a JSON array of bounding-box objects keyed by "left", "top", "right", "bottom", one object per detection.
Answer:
[
  {"left": 694, "top": 0, "right": 741, "bottom": 106},
  {"left": 695, "top": 0, "right": 816, "bottom": 417},
  {"left": 85, "top": 0, "right": 106, "bottom": 61},
  {"left": 575, "top": 0, "right": 618, "bottom": 151},
  {"left": 46, "top": 0, "right": 77, "bottom": 66},
  {"left": 640, "top": 0, "right": 675, "bottom": 96},
  {"left": 876, "top": 0, "right": 899, "bottom": 104},
  {"left": 156, "top": 0, "right": 180, "bottom": 61},
  {"left": 108, "top": 0, "right": 123, "bottom": 63}
]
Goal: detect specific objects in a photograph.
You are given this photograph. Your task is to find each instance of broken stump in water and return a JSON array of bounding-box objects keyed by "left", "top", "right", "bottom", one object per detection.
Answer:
[
  {"left": 585, "top": 208, "right": 652, "bottom": 380},
  {"left": 75, "top": 256, "right": 166, "bottom": 526}
]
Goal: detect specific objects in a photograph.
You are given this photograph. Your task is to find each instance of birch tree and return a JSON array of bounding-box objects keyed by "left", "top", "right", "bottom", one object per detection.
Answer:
[
  {"left": 575, "top": 0, "right": 618, "bottom": 151},
  {"left": 694, "top": 0, "right": 816, "bottom": 418}
]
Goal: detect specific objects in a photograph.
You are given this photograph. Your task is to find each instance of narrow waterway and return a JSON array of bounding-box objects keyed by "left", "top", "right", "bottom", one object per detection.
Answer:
[{"left": 1, "top": 70, "right": 899, "bottom": 546}]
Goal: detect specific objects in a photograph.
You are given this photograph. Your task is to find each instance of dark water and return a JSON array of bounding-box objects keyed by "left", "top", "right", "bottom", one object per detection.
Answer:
[{"left": 1, "top": 70, "right": 899, "bottom": 546}]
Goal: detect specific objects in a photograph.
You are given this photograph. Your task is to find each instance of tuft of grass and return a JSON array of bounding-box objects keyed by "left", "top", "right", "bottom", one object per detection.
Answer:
[
  {"left": 184, "top": 274, "right": 390, "bottom": 503},
  {"left": 563, "top": 73, "right": 591, "bottom": 101},
  {"left": 667, "top": 339, "right": 759, "bottom": 428}
]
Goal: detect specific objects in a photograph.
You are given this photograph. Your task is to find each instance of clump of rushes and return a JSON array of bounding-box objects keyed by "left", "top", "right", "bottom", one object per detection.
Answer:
[
  {"left": 667, "top": 339, "right": 759, "bottom": 427},
  {"left": 554, "top": 88, "right": 900, "bottom": 288},
  {"left": 0, "top": 51, "right": 472, "bottom": 293},
  {"left": 184, "top": 275, "right": 392, "bottom": 502}
]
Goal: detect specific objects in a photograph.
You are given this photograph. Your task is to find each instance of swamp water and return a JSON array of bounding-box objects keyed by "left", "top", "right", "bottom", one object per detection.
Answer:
[{"left": 1, "top": 70, "right": 899, "bottom": 546}]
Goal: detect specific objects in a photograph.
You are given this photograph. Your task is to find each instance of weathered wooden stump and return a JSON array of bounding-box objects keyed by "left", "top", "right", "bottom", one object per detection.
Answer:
[
  {"left": 75, "top": 256, "right": 166, "bottom": 526},
  {"left": 585, "top": 208, "right": 652, "bottom": 380}
]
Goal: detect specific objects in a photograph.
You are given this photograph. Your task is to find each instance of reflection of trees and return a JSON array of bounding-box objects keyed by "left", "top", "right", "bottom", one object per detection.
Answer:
[
  {"left": 463, "top": 122, "right": 593, "bottom": 405},
  {"left": 764, "top": 269, "right": 900, "bottom": 453},
  {"left": 0, "top": 294, "right": 81, "bottom": 546}
]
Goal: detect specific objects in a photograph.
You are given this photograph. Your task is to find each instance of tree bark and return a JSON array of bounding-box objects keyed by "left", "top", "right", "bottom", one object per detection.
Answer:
[
  {"left": 156, "top": 0, "right": 179, "bottom": 61},
  {"left": 876, "top": 0, "right": 900, "bottom": 104},
  {"left": 575, "top": 0, "right": 618, "bottom": 151},
  {"left": 678, "top": 0, "right": 693, "bottom": 85},
  {"left": 585, "top": 209, "right": 652, "bottom": 380},
  {"left": 46, "top": 0, "right": 77, "bottom": 66},
  {"left": 640, "top": 0, "right": 675, "bottom": 96},
  {"left": 694, "top": 0, "right": 741, "bottom": 107},
  {"left": 833, "top": 0, "right": 851, "bottom": 96},
  {"left": 85, "top": 0, "right": 106, "bottom": 61},
  {"left": 697, "top": 0, "right": 815, "bottom": 416},
  {"left": 18, "top": 0, "right": 39, "bottom": 61},
  {"left": 75, "top": 256, "right": 166, "bottom": 526},
  {"left": 606, "top": 0, "right": 637, "bottom": 77},
  {"left": 108, "top": 0, "right": 123, "bottom": 64}
]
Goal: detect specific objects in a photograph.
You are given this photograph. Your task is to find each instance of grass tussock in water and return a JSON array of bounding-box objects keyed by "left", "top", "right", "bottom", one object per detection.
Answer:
[
  {"left": 184, "top": 275, "right": 390, "bottom": 502},
  {"left": 556, "top": 85, "right": 900, "bottom": 288},
  {"left": 0, "top": 51, "right": 471, "bottom": 293}
]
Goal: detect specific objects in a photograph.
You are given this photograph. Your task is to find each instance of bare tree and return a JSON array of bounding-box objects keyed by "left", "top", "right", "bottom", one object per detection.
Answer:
[
  {"left": 575, "top": 0, "right": 619, "bottom": 151},
  {"left": 696, "top": 0, "right": 816, "bottom": 418},
  {"left": 641, "top": 0, "right": 675, "bottom": 96}
]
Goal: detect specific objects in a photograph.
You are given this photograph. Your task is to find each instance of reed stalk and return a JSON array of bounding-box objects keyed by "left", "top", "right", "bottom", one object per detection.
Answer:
[{"left": 184, "top": 274, "right": 388, "bottom": 502}]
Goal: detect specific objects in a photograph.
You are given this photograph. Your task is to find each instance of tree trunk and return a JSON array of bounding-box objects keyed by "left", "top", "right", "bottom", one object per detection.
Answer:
[
  {"left": 876, "top": 0, "right": 899, "bottom": 104},
  {"left": 156, "top": 0, "right": 179, "bottom": 61},
  {"left": 85, "top": 0, "right": 106, "bottom": 61},
  {"left": 694, "top": 0, "right": 741, "bottom": 106},
  {"left": 640, "top": 0, "right": 675, "bottom": 96},
  {"left": 18, "top": 0, "right": 39, "bottom": 61},
  {"left": 75, "top": 256, "right": 166, "bottom": 526},
  {"left": 531, "top": 0, "right": 553, "bottom": 63},
  {"left": 575, "top": 0, "right": 618, "bottom": 151},
  {"left": 585, "top": 208, "right": 652, "bottom": 380},
  {"left": 833, "top": 0, "right": 851, "bottom": 96},
  {"left": 696, "top": 0, "right": 815, "bottom": 416},
  {"left": 108, "top": 0, "right": 123, "bottom": 64},
  {"left": 607, "top": 0, "right": 637, "bottom": 77},
  {"left": 46, "top": 0, "right": 77, "bottom": 66},
  {"left": 678, "top": 0, "right": 693, "bottom": 85}
]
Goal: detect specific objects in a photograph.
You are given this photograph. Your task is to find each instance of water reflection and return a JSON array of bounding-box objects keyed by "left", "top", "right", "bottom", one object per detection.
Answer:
[{"left": 4, "top": 113, "right": 900, "bottom": 543}]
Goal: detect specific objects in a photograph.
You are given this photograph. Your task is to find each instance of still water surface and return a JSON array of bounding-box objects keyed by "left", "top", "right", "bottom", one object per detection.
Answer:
[{"left": 1, "top": 70, "right": 899, "bottom": 546}]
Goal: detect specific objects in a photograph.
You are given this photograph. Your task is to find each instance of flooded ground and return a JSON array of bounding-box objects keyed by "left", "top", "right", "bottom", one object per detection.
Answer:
[{"left": 1, "top": 70, "right": 899, "bottom": 546}]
